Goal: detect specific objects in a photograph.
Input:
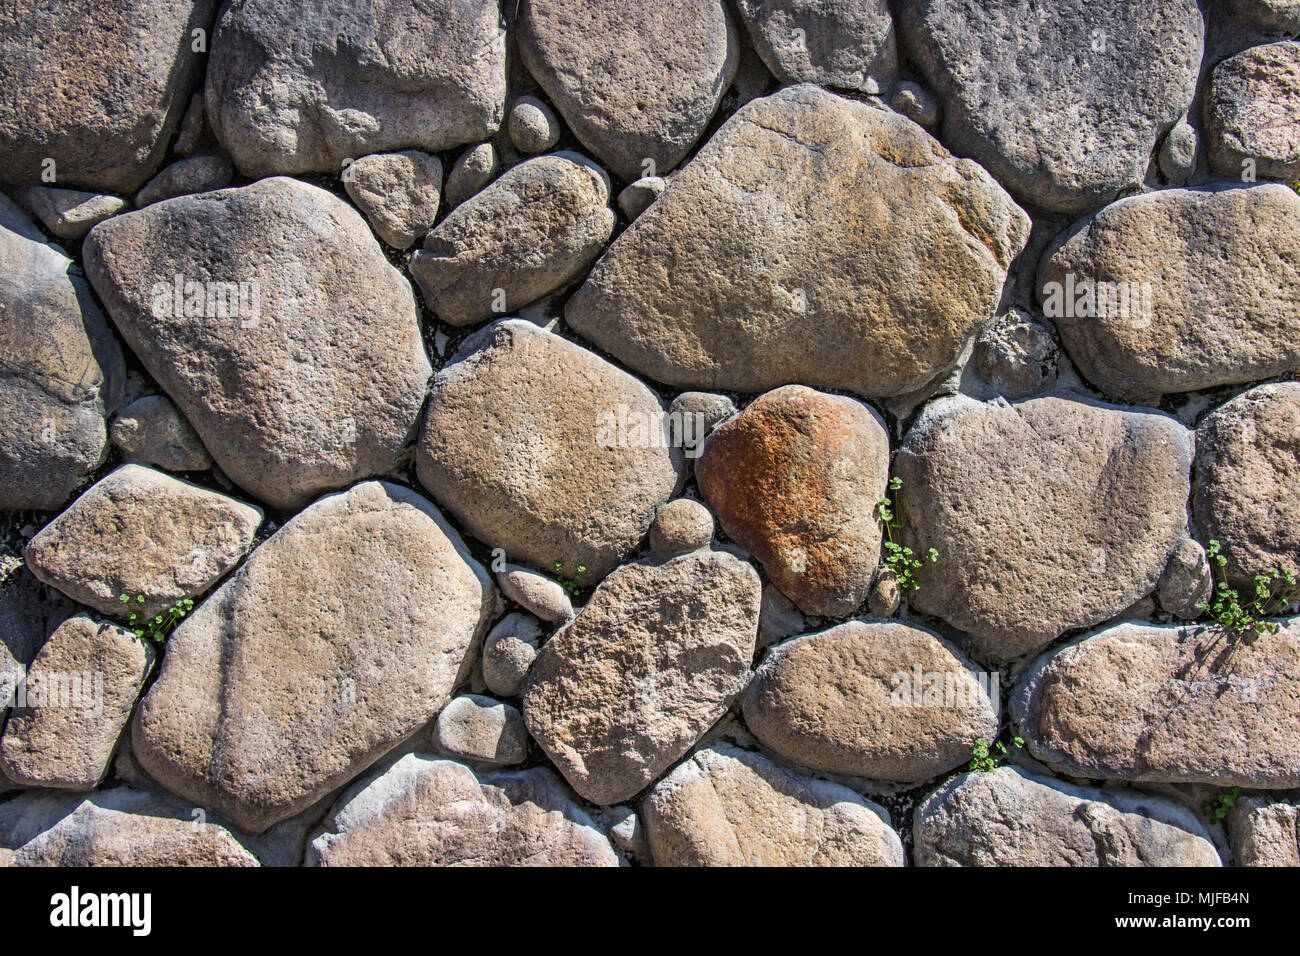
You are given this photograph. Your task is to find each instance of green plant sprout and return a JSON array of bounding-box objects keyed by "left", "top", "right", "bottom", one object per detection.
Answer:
[
  {"left": 1205, "top": 787, "right": 1241, "bottom": 823},
  {"left": 118, "top": 593, "right": 194, "bottom": 645},
  {"left": 553, "top": 561, "right": 587, "bottom": 597},
  {"left": 969, "top": 736, "right": 1024, "bottom": 773},
  {"left": 876, "top": 476, "right": 937, "bottom": 592},
  {"left": 1198, "top": 540, "right": 1299, "bottom": 635}
]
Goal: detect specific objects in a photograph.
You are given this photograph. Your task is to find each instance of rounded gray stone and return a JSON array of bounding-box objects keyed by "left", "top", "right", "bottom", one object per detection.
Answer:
[{"left": 507, "top": 96, "right": 562, "bottom": 154}]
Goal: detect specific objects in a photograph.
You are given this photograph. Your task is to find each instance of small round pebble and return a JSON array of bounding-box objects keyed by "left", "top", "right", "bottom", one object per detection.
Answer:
[
  {"left": 670, "top": 391, "right": 736, "bottom": 454},
  {"left": 1158, "top": 119, "right": 1198, "bottom": 182},
  {"left": 481, "top": 612, "right": 543, "bottom": 698},
  {"left": 497, "top": 562, "right": 574, "bottom": 622},
  {"left": 433, "top": 694, "right": 529, "bottom": 766},
  {"left": 110, "top": 394, "right": 213, "bottom": 472},
  {"left": 507, "top": 95, "right": 561, "bottom": 155},
  {"left": 868, "top": 573, "right": 901, "bottom": 618},
  {"left": 444, "top": 142, "right": 499, "bottom": 207},
  {"left": 649, "top": 499, "right": 714, "bottom": 556},
  {"left": 617, "top": 176, "right": 665, "bottom": 220},
  {"left": 890, "top": 80, "right": 939, "bottom": 131}
]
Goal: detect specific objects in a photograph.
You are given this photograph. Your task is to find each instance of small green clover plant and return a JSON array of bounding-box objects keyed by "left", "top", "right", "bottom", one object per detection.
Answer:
[
  {"left": 876, "top": 476, "right": 937, "bottom": 592},
  {"left": 969, "top": 736, "right": 1024, "bottom": 773},
  {"left": 553, "top": 561, "right": 587, "bottom": 597},
  {"left": 1205, "top": 787, "right": 1241, "bottom": 823},
  {"left": 118, "top": 593, "right": 195, "bottom": 645},
  {"left": 1198, "top": 540, "right": 1298, "bottom": 635}
]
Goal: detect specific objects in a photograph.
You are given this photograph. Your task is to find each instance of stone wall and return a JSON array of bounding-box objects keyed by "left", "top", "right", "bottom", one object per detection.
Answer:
[{"left": 1, "top": 0, "right": 1298, "bottom": 867}]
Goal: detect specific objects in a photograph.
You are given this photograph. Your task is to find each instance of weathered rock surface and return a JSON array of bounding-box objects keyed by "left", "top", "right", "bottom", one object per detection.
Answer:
[
  {"left": 697, "top": 386, "right": 890, "bottom": 616},
  {"left": 735, "top": 0, "right": 896, "bottom": 93},
  {"left": 83, "top": 177, "right": 432, "bottom": 511},
  {"left": 896, "top": 393, "right": 1193, "bottom": 663},
  {"left": 914, "top": 767, "right": 1221, "bottom": 866},
  {"left": 417, "top": 320, "right": 684, "bottom": 579},
  {"left": 444, "top": 142, "right": 498, "bottom": 208},
  {"left": 517, "top": 0, "right": 738, "bottom": 180},
  {"left": 433, "top": 695, "right": 528, "bottom": 767},
  {"left": 900, "top": 0, "right": 1203, "bottom": 214},
  {"left": 1227, "top": 0, "right": 1300, "bottom": 32},
  {"left": 411, "top": 153, "right": 613, "bottom": 326},
  {"left": 132, "top": 482, "right": 494, "bottom": 833},
  {"left": 0, "top": 787, "right": 259, "bottom": 866},
  {"left": 671, "top": 392, "right": 735, "bottom": 445},
  {"left": 13, "top": 188, "right": 125, "bottom": 240},
  {"left": 0, "top": 199, "right": 125, "bottom": 511},
  {"left": 1207, "top": 42, "right": 1300, "bottom": 183},
  {"left": 205, "top": 0, "right": 507, "bottom": 177},
  {"left": 481, "top": 612, "right": 543, "bottom": 699},
  {"left": 508, "top": 96, "right": 562, "bottom": 154},
  {"left": 648, "top": 499, "right": 714, "bottom": 556},
  {"left": 342, "top": 150, "right": 443, "bottom": 250},
  {"left": 497, "top": 564, "right": 573, "bottom": 623},
  {"left": 1038, "top": 184, "right": 1300, "bottom": 401},
  {"left": 1156, "top": 537, "right": 1213, "bottom": 619},
  {"left": 524, "top": 550, "right": 761, "bottom": 804},
  {"left": 110, "top": 394, "right": 213, "bottom": 472},
  {"left": 744, "top": 621, "right": 998, "bottom": 782},
  {"left": 0, "top": 568, "right": 78, "bottom": 713},
  {"left": 1159, "top": 119, "right": 1199, "bottom": 183},
  {"left": 135, "top": 154, "right": 235, "bottom": 207},
  {"left": 24, "top": 464, "right": 261, "bottom": 618},
  {"left": 0, "top": 0, "right": 218, "bottom": 192},
  {"left": 0, "top": 615, "right": 152, "bottom": 790},
  {"left": 892, "top": 80, "right": 939, "bottom": 130},
  {"left": 1229, "top": 796, "right": 1300, "bottom": 866},
  {"left": 1013, "top": 619, "right": 1300, "bottom": 788},
  {"left": 971, "top": 308, "right": 1058, "bottom": 399},
  {"left": 1193, "top": 381, "right": 1300, "bottom": 588},
  {"left": 642, "top": 743, "right": 904, "bottom": 866},
  {"left": 308, "top": 755, "right": 620, "bottom": 866},
  {"left": 617, "top": 176, "right": 665, "bottom": 221},
  {"left": 566, "top": 85, "right": 1029, "bottom": 398}
]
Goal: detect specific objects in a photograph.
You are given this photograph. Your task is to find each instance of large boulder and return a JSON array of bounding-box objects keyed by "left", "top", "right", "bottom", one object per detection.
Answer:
[
  {"left": 743, "top": 622, "right": 999, "bottom": 783},
  {"left": 0, "top": 615, "right": 153, "bottom": 790},
  {"left": 696, "top": 386, "right": 890, "bottom": 617},
  {"left": 1193, "top": 383, "right": 1300, "bottom": 588},
  {"left": 83, "top": 177, "right": 432, "bottom": 511},
  {"left": 566, "top": 85, "right": 1029, "bottom": 398},
  {"left": 410, "top": 153, "right": 614, "bottom": 326},
  {"left": 132, "top": 482, "right": 494, "bottom": 833},
  {"left": 516, "top": 0, "right": 738, "bottom": 180},
  {"left": 206, "top": 0, "right": 507, "bottom": 177},
  {"left": 899, "top": 0, "right": 1203, "bottom": 214},
  {"left": 416, "top": 319, "right": 684, "bottom": 580},
  {"left": 734, "top": 0, "right": 897, "bottom": 94},
  {"left": 1037, "top": 184, "right": 1300, "bottom": 402},
  {"left": 1012, "top": 619, "right": 1300, "bottom": 789},
  {"left": 1207, "top": 42, "right": 1300, "bottom": 184},
  {"left": 308, "top": 755, "right": 620, "bottom": 866},
  {"left": 0, "top": 198, "right": 124, "bottom": 511},
  {"left": 24, "top": 464, "right": 262, "bottom": 619},
  {"left": 0, "top": 0, "right": 218, "bottom": 192},
  {"left": 914, "top": 766, "right": 1220, "bottom": 866},
  {"left": 642, "top": 743, "right": 904, "bottom": 866},
  {"left": 0, "top": 787, "right": 259, "bottom": 866},
  {"left": 523, "top": 550, "right": 761, "bottom": 805},
  {"left": 895, "top": 393, "right": 1193, "bottom": 663}
]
